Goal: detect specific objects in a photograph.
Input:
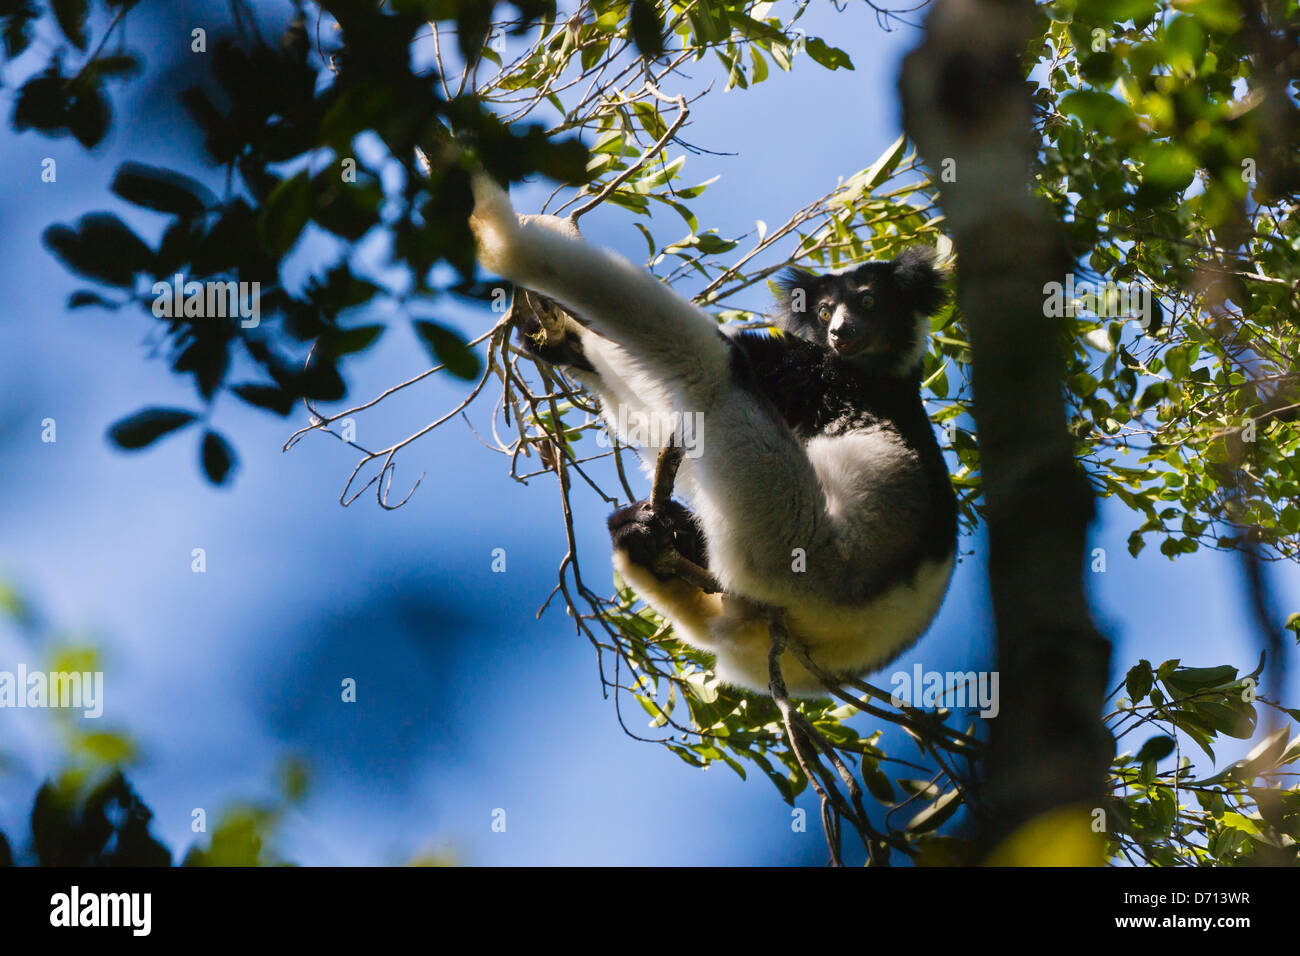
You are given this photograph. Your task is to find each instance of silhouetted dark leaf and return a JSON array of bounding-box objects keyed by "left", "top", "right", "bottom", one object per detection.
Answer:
[
  {"left": 111, "top": 162, "right": 213, "bottom": 218},
  {"left": 78, "top": 211, "right": 152, "bottom": 267},
  {"left": 174, "top": 338, "right": 231, "bottom": 400},
  {"left": 200, "top": 430, "right": 236, "bottom": 485},
  {"left": 231, "top": 383, "right": 296, "bottom": 416},
  {"left": 31, "top": 783, "right": 74, "bottom": 866},
  {"left": 12, "top": 70, "right": 69, "bottom": 135},
  {"left": 310, "top": 166, "right": 383, "bottom": 241},
  {"left": 307, "top": 263, "right": 382, "bottom": 318},
  {"left": 1137, "top": 735, "right": 1176, "bottom": 762},
  {"left": 107, "top": 408, "right": 197, "bottom": 449},
  {"left": 66, "top": 81, "right": 110, "bottom": 148},
  {"left": 180, "top": 86, "right": 238, "bottom": 163},
  {"left": 40, "top": 771, "right": 173, "bottom": 866},
  {"left": 0, "top": 830, "right": 12, "bottom": 866},
  {"left": 43, "top": 213, "right": 152, "bottom": 286},
  {"left": 323, "top": 324, "right": 384, "bottom": 359},
  {"left": 89, "top": 53, "right": 140, "bottom": 79},
  {"left": 259, "top": 170, "right": 312, "bottom": 255},
  {"left": 413, "top": 320, "right": 481, "bottom": 380},
  {"left": 68, "top": 290, "right": 121, "bottom": 309},
  {"left": 155, "top": 218, "right": 200, "bottom": 276},
  {"left": 629, "top": 0, "right": 665, "bottom": 59},
  {"left": 1, "top": 0, "right": 38, "bottom": 58},
  {"left": 51, "top": 0, "right": 88, "bottom": 50},
  {"left": 295, "top": 357, "right": 346, "bottom": 400},
  {"left": 192, "top": 199, "right": 258, "bottom": 275},
  {"left": 453, "top": 0, "right": 492, "bottom": 64}
]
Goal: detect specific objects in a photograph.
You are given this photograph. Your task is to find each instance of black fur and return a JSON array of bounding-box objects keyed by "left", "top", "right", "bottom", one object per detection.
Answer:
[
  {"left": 514, "top": 294, "right": 596, "bottom": 373},
  {"left": 608, "top": 499, "right": 708, "bottom": 581},
  {"left": 774, "top": 245, "right": 946, "bottom": 373},
  {"left": 725, "top": 331, "right": 957, "bottom": 595}
]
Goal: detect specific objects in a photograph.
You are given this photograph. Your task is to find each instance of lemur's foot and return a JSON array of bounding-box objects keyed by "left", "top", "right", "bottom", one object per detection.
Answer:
[
  {"left": 512, "top": 290, "right": 594, "bottom": 372},
  {"left": 608, "top": 499, "right": 708, "bottom": 582},
  {"left": 513, "top": 290, "right": 570, "bottom": 346}
]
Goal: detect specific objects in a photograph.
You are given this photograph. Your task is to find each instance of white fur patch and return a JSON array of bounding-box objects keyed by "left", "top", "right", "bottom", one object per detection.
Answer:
[{"left": 707, "top": 554, "right": 955, "bottom": 695}]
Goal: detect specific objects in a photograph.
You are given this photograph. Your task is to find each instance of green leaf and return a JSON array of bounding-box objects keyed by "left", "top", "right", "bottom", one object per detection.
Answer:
[
  {"left": 1135, "top": 144, "right": 1198, "bottom": 199},
  {"left": 1136, "top": 735, "right": 1176, "bottom": 762},
  {"left": 1167, "top": 664, "right": 1237, "bottom": 688},
  {"left": 861, "top": 756, "right": 896, "bottom": 804},
  {"left": 1125, "top": 660, "right": 1154, "bottom": 702},
  {"left": 1163, "top": 15, "right": 1206, "bottom": 72},
  {"left": 906, "top": 788, "right": 962, "bottom": 833},
  {"left": 1075, "top": 0, "right": 1157, "bottom": 22},
  {"left": 859, "top": 134, "right": 907, "bottom": 192},
  {"left": 1060, "top": 90, "right": 1134, "bottom": 137},
  {"left": 79, "top": 731, "right": 136, "bottom": 764},
  {"left": 804, "top": 37, "right": 853, "bottom": 71},
  {"left": 631, "top": 101, "right": 667, "bottom": 140},
  {"left": 413, "top": 320, "right": 481, "bottom": 380},
  {"left": 0, "top": 582, "right": 31, "bottom": 623},
  {"left": 107, "top": 408, "right": 198, "bottom": 450}
]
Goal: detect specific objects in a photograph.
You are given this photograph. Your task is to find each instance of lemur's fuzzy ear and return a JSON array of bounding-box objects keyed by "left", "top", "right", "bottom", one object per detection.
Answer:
[
  {"left": 891, "top": 246, "right": 947, "bottom": 317},
  {"left": 775, "top": 267, "right": 823, "bottom": 324}
]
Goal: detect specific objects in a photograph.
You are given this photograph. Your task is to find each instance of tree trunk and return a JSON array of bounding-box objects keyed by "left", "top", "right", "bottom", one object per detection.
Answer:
[{"left": 900, "top": 0, "right": 1114, "bottom": 855}]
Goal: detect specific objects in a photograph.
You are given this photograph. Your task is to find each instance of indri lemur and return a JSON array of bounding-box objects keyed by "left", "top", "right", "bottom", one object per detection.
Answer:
[{"left": 470, "top": 175, "right": 957, "bottom": 695}]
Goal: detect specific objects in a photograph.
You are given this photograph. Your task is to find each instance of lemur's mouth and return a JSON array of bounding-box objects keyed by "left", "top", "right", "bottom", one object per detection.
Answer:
[{"left": 834, "top": 337, "right": 885, "bottom": 359}]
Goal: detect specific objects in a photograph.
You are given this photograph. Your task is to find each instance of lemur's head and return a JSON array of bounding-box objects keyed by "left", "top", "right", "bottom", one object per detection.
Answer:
[{"left": 775, "top": 247, "right": 946, "bottom": 377}]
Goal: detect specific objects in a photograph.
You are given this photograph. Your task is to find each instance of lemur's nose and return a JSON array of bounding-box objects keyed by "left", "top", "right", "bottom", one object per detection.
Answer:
[{"left": 829, "top": 324, "right": 860, "bottom": 353}]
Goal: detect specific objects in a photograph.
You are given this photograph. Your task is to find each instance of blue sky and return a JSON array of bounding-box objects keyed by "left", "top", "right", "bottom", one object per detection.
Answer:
[{"left": 0, "top": 0, "right": 1296, "bottom": 865}]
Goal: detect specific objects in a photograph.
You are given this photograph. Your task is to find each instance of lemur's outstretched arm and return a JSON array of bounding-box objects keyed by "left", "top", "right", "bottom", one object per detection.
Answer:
[{"left": 470, "top": 174, "right": 731, "bottom": 401}]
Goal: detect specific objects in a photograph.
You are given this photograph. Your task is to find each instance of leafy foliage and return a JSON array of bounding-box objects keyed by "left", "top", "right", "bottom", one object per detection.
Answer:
[
  {"left": 1037, "top": 0, "right": 1300, "bottom": 560},
  {"left": 1105, "top": 657, "right": 1300, "bottom": 864},
  {"left": 0, "top": 584, "right": 312, "bottom": 867},
  {"left": 9, "top": 0, "right": 588, "bottom": 482}
]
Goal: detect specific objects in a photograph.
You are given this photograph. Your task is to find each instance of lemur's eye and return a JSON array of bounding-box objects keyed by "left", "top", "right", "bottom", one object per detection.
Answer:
[
  {"left": 859, "top": 291, "right": 875, "bottom": 309},
  {"left": 817, "top": 303, "right": 832, "bottom": 323}
]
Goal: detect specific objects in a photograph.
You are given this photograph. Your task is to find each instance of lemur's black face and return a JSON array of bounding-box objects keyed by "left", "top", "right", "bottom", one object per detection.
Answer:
[{"left": 775, "top": 247, "right": 946, "bottom": 376}]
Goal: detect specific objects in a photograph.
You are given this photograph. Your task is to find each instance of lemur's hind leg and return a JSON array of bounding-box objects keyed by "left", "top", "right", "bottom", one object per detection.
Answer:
[{"left": 609, "top": 499, "right": 724, "bottom": 642}]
